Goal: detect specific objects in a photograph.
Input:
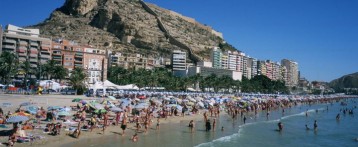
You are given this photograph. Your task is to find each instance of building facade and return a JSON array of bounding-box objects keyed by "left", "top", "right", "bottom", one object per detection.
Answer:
[
  {"left": 172, "top": 50, "right": 187, "bottom": 76},
  {"left": 1, "top": 24, "right": 52, "bottom": 79},
  {"left": 281, "top": 59, "right": 299, "bottom": 87}
]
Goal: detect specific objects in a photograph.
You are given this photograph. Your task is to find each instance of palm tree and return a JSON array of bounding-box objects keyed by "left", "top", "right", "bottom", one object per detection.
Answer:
[
  {"left": 43, "top": 60, "right": 57, "bottom": 80},
  {"left": 53, "top": 66, "right": 68, "bottom": 83},
  {"left": 0, "top": 52, "right": 18, "bottom": 84},
  {"left": 22, "top": 61, "right": 36, "bottom": 88},
  {"left": 69, "top": 67, "right": 87, "bottom": 95}
]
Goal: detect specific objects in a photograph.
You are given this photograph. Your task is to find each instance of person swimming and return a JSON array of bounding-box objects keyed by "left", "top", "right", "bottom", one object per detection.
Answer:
[
  {"left": 336, "top": 113, "right": 340, "bottom": 120},
  {"left": 305, "top": 124, "right": 310, "bottom": 130},
  {"left": 278, "top": 122, "right": 283, "bottom": 131}
]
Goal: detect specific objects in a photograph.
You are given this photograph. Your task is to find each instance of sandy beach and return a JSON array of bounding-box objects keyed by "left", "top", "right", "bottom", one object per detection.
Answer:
[{"left": 0, "top": 94, "right": 207, "bottom": 147}]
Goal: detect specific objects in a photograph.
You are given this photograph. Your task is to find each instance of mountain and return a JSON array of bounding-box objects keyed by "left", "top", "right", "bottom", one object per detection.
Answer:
[
  {"left": 329, "top": 72, "right": 358, "bottom": 89},
  {"left": 30, "top": 0, "right": 237, "bottom": 62}
]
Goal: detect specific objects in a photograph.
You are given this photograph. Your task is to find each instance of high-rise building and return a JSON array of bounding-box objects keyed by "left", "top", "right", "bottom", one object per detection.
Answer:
[
  {"left": 281, "top": 59, "right": 299, "bottom": 87},
  {"left": 1, "top": 24, "right": 52, "bottom": 79},
  {"left": 172, "top": 50, "right": 187, "bottom": 76},
  {"left": 227, "top": 51, "right": 238, "bottom": 71},
  {"left": 211, "top": 47, "right": 222, "bottom": 69},
  {"left": 250, "top": 58, "right": 258, "bottom": 79}
]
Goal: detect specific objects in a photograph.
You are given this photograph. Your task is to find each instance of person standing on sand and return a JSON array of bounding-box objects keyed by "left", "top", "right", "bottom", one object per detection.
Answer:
[
  {"left": 156, "top": 118, "right": 160, "bottom": 130},
  {"left": 243, "top": 115, "right": 247, "bottom": 124},
  {"left": 121, "top": 115, "right": 127, "bottom": 136},
  {"left": 103, "top": 112, "right": 108, "bottom": 134}
]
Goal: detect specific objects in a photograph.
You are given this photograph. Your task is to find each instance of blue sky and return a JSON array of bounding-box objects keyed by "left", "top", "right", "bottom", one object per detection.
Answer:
[{"left": 1, "top": 0, "right": 357, "bottom": 82}]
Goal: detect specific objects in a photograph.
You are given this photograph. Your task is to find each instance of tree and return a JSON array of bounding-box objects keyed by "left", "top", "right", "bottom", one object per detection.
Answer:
[
  {"left": 53, "top": 66, "right": 68, "bottom": 82},
  {"left": 21, "top": 61, "right": 36, "bottom": 88},
  {"left": 0, "top": 52, "right": 18, "bottom": 84},
  {"left": 69, "top": 67, "right": 87, "bottom": 95},
  {"left": 42, "top": 60, "right": 57, "bottom": 80}
]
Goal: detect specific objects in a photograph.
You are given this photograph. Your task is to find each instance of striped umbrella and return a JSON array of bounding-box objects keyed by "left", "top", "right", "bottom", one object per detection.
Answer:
[
  {"left": 6, "top": 116, "right": 29, "bottom": 123},
  {"left": 10, "top": 112, "right": 31, "bottom": 117}
]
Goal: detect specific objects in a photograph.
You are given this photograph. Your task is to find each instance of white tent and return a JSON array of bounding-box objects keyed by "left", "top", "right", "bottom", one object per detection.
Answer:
[
  {"left": 117, "top": 84, "right": 139, "bottom": 90},
  {"left": 39, "top": 80, "right": 67, "bottom": 90},
  {"left": 103, "top": 80, "right": 120, "bottom": 89}
]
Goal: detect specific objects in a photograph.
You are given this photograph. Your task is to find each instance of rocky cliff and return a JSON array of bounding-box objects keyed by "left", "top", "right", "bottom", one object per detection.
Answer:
[
  {"left": 329, "top": 72, "right": 358, "bottom": 89},
  {"left": 31, "top": 0, "right": 233, "bottom": 62}
]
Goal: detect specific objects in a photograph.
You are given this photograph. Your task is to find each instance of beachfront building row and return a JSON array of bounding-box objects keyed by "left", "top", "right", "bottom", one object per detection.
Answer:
[
  {"left": 108, "top": 51, "right": 164, "bottom": 71},
  {"left": 171, "top": 50, "right": 242, "bottom": 81},
  {"left": 0, "top": 24, "right": 108, "bottom": 85},
  {"left": 210, "top": 47, "right": 299, "bottom": 86}
]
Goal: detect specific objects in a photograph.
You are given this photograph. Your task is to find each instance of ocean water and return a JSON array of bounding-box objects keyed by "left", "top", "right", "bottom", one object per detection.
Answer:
[{"left": 65, "top": 98, "right": 358, "bottom": 147}]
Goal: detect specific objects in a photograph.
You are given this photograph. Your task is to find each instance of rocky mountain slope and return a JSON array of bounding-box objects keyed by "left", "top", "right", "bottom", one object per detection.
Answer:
[
  {"left": 329, "top": 72, "right": 358, "bottom": 89},
  {"left": 30, "top": 0, "right": 234, "bottom": 62}
]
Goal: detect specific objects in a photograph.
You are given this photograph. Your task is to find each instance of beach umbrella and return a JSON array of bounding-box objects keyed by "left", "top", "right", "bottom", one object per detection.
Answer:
[
  {"left": 134, "top": 103, "right": 149, "bottom": 109},
  {"left": 197, "top": 102, "right": 204, "bottom": 108},
  {"left": 80, "top": 100, "right": 87, "bottom": 105},
  {"left": 25, "top": 106, "right": 38, "bottom": 115},
  {"left": 94, "top": 104, "right": 104, "bottom": 110},
  {"left": 47, "top": 106, "right": 62, "bottom": 111},
  {"left": 11, "top": 112, "right": 31, "bottom": 117},
  {"left": 20, "top": 102, "right": 31, "bottom": 107},
  {"left": 72, "top": 98, "right": 82, "bottom": 102},
  {"left": 110, "top": 107, "right": 123, "bottom": 112},
  {"left": 166, "top": 104, "right": 177, "bottom": 108},
  {"left": 2, "top": 103, "right": 12, "bottom": 108},
  {"left": 6, "top": 116, "right": 29, "bottom": 123},
  {"left": 94, "top": 109, "right": 107, "bottom": 114},
  {"left": 138, "top": 95, "right": 146, "bottom": 99},
  {"left": 108, "top": 96, "right": 116, "bottom": 100},
  {"left": 57, "top": 111, "right": 71, "bottom": 116}
]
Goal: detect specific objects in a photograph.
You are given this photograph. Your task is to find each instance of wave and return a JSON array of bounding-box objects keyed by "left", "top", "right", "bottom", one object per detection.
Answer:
[{"left": 195, "top": 107, "right": 327, "bottom": 147}]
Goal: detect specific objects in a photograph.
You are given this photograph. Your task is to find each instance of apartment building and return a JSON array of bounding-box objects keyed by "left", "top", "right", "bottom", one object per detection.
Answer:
[
  {"left": 51, "top": 39, "right": 107, "bottom": 84},
  {"left": 211, "top": 47, "right": 222, "bottom": 69},
  {"left": 172, "top": 50, "right": 187, "bottom": 76},
  {"left": 1, "top": 24, "right": 52, "bottom": 79},
  {"left": 281, "top": 59, "right": 299, "bottom": 87}
]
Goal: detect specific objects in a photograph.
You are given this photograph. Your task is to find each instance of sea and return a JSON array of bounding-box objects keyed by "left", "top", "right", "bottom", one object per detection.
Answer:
[{"left": 65, "top": 98, "right": 358, "bottom": 147}]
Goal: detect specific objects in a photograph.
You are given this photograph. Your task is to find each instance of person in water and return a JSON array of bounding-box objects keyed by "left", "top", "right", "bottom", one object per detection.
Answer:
[
  {"left": 243, "top": 115, "right": 247, "bottom": 124},
  {"left": 305, "top": 124, "right": 310, "bottom": 130},
  {"left": 205, "top": 119, "right": 211, "bottom": 131},
  {"left": 314, "top": 120, "right": 318, "bottom": 131},
  {"left": 336, "top": 113, "right": 340, "bottom": 120},
  {"left": 131, "top": 133, "right": 139, "bottom": 142},
  {"left": 278, "top": 122, "right": 283, "bottom": 131}
]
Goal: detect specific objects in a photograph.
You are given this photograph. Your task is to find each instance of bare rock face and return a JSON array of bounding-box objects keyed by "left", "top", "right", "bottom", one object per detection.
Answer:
[
  {"left": 30, "top": 0, "right": 233, "bottom": 61},
  {"left": 63, "top": 0, "right": 98, "bottom": 15}
]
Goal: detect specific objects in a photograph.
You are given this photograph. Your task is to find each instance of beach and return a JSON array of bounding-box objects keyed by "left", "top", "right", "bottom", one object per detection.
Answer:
[{"left": 0, "top": 94, "right": 356, "bottom": 147}]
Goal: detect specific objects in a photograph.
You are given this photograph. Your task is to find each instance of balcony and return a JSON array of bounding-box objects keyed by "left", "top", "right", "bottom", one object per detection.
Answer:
[
  {"left": 19, "top": 57, "right": 26, "bottom": 62},
  {"left": 3, "top": 45, "right": 15, "bottom": 49},
  {"left": 41, "top": 46, "right": 50, "bottom": 50},
  {"left": 29, "top": 53, "right": 38, "bottom": 58},
  {"left": 16, "top": 48, "right": 26, "bottom": 53},
  {"left": 3, "top": 39, "right": 16, "bottom": 44},
  {"left": 52, "top": 56, "right": 62, "bottom": 61},
  {"left": 30, "top": 64, "right": 38, "bottom": 68},
  {"left": 19, "top": 41, "right": 27, "bottom": 46},
  {"left": 18, "top": 52, "right": 27, "bottom": 57},
  {"left": 52, "top": 51, "right": 61, "bottom": 55},
  {"left": 30, "top": 42, "right": 38, "bottom": 46},
  {"left": 40, "top": 59, "right": 48, "bottom": 64},
  {"left": 40, "top": 54, "right": 51, "bottom": 59},
  {"left": 74, "top": 59, "right": 83, "bottom": 63},
  {"left": 75, "top": 53, "right": 83, "bottom": 57},
  {"left": 29, "top": 58, "right": 37, "bottom": 63}
]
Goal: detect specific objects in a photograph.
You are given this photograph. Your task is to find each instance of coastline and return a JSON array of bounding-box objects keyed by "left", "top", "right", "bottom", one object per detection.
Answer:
[{"left": 0, "top": 94, "right": 356, "bottom": 147}]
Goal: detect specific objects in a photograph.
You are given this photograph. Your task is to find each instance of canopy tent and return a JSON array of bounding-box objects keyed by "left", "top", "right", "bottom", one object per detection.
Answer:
[
  {"left": 39, "top": 80, "right": 68, "bottom": 90},
  {"left": 89, "top": 80, "right": 139, "bottom": 95}
]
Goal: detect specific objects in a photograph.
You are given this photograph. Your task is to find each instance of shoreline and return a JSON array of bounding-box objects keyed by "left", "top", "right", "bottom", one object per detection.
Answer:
[{"left": 0, "top": 94, "right": 356, "bottom": 147}]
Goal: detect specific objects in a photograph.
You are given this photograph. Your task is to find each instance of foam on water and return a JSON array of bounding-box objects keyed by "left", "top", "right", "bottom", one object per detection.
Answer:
[{"left": 196, "top": 107, "right": 329, "bottom": 147}]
